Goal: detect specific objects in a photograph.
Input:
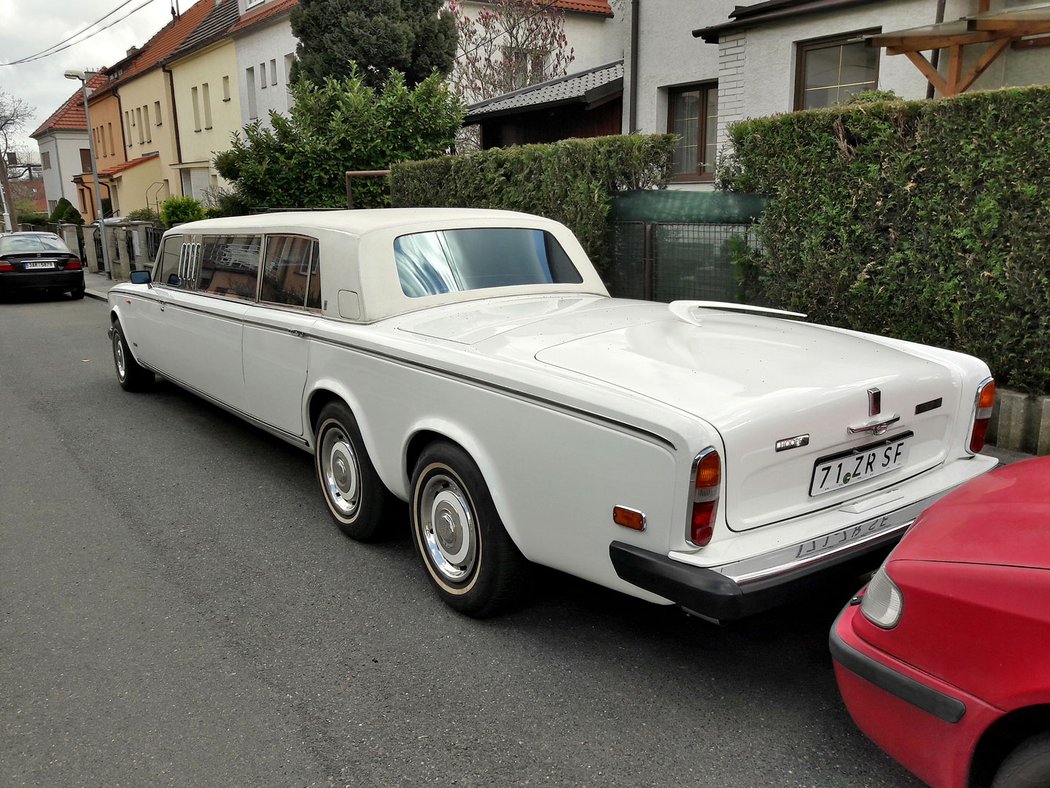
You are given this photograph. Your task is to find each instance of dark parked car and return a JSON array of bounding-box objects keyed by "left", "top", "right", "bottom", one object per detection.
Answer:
[
  {"left": 831, "top": 457, "right": 1050, "bottom": 788},
  {"left": 0, "top": 232, "right": 85, "bottom": 299}
]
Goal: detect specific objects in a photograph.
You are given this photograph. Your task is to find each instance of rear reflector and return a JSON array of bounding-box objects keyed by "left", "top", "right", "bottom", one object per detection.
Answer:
[
  {"left": 969, "top": 378, "right": 995, "bottom": 453},
  {"left": 613, "top": 506, "right": 646, "bottom": 531},
  {"left": 689, "top": 449, "right": 721, "bottom": 547}
]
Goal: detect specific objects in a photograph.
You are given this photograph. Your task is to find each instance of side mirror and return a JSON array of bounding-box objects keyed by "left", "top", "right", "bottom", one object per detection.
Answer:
[{"left": 130, "top": 270, "right": 152, "bottom": 285}]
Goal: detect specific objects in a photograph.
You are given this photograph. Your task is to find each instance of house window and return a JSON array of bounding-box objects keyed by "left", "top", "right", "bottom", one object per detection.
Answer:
[
  {"left": 245, "top": 0, "right": 264, "bottom": 7},
  {"left": 246, "top": 67, "right": 258, "bottom": 120},
  {"left": 191, "top": 86, "right": 201, "bottom": 131},
  {"left": 154, "top": 101, "right": 162, "bottom": 126},
  {"left": 270, "top": 58, "right": 278, "bottom": 86},
  {"left": 285, "top": 53, "right": 295, "bottom": 83},
  {"left": 108, "top": 123, "right": 115, "bottom": 154},
  {"left": 136, "top": 107, "right": 145, "bottom": 144},
  {"left": 260, "top": 62, "right": 267, "bottom": 88},
  {"left": 668, "top": 83, "right": 718, "bottom": 181},
  {"left": 502, "top": 47, "right": 546, "bottom": 88},
  {"left": 795, "top": 31, "right": 879, "bottom": 110},
  {"left": 222, "top": 75, "right": 231, "bottom": 102},
  {"left": 125, "top": 111, "right": 133, "bottom": 146},
  {"left": 41, "top": 152, "right": 51, "bottom": 169},
  {"left": 80, "top": 148, "right": 92, "bottom": 173},
  {"left": 202, "top": 82, "right": 213, "bottom": 129}
]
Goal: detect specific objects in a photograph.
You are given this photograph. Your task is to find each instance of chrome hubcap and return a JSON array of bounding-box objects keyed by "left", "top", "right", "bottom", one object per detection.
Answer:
[
  {"left": 114, "top": 334, "right": 126, "bottom": 379},
  {"left": 420, "top": 473, "right": 477, "bottom": 583},
  {"left": 321, "top": 427, "right": 360, "bottom": 518}
]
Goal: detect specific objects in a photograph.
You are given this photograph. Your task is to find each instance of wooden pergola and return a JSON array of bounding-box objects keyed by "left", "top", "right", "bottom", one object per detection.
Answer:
[{"left": 864, "top": 1, "right": 1050, "bottom": 97}]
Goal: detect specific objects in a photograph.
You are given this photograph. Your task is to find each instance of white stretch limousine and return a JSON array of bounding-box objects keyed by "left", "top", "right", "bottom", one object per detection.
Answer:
[{"left": 108, "top": 209, "right": 998, "bottom": 620}]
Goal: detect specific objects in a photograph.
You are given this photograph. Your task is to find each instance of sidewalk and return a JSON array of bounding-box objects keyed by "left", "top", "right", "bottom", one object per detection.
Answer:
[{"left": 83, "top": 270, "right": 116, "bottom": 302}]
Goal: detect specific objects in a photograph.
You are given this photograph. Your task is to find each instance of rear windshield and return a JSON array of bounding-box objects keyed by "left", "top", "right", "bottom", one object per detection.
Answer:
[
  {"left": 0, "top": 235, "right": 69, "bottom": 254},
  {"left": 394, "top": 228, "right": 583, "bottom": 298}
]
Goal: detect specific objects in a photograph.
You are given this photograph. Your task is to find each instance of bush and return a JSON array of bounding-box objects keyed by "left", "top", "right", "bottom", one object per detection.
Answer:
[
  {"left": 126, "top": 207, "right": 161, "bottom": 223},
  {"left": 160, "top": 196, "right": 206, "bottom": 227},
  {"left": 390, "top": 134, "right": 677, "bottom": 271},
  {"left": 48, "top": 198, "right": 84, "bottom": 225},
  {"left": 215, "top": 66, "right": 463, "bottom": 211},
  {"left": 720, "top": 86, "right": 1050, "bottom": 395}
]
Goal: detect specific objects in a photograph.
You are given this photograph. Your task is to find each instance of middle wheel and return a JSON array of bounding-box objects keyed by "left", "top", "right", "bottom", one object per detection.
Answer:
[{"left": 411, "top": 442, "right": 526, "bottom": 617}]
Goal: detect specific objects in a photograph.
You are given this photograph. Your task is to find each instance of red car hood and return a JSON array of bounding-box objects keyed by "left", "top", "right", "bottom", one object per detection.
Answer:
[{"left": 894, "top": 457, "right": 1050, "bottom": 570}]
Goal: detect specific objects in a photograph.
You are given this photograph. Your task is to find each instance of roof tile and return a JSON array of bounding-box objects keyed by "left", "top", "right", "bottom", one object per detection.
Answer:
[{"left": 30, "top": 71, "right": 109, "bottom": 138}]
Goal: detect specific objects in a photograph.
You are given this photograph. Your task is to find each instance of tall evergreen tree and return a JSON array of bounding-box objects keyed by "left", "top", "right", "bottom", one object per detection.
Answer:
[{"left": 290, "top": 0, "right": 456, "bottom": 88}]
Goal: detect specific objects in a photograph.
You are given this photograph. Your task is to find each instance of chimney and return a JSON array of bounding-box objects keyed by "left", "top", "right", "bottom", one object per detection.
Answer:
[{"left": 127, "top": 46, "right": 139, "bottom": 57}]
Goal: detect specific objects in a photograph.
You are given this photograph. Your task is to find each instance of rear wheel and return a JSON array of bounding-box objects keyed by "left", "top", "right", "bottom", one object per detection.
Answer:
[
  {"left": 70, "top": 287, "right": 85, "bottom": 300},
  {"left": 993, "top": 732, "right": 1050, "bottom": 788},
  {"left": 314, "top": 401, "right": 397, "bottom": 542},
  {"left": 410, "top": 442, "right": 526, "bottom": 618},
  {"left": 111, "top": 320, "right": 153, "bottom": 392}
]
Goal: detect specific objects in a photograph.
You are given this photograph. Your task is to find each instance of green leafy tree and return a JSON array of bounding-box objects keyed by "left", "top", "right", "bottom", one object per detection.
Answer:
[
  {"left": 215, "top": 67, "right": 463, "bottom": 210},
  {"left": 290, "top": 0, "right": 456, "bottom": 88}
]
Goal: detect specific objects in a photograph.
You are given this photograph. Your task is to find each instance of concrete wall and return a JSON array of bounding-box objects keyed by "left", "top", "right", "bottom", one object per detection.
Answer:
[
  {"left": 110, "top": 156, "right": 168, "bottom": 216},
  {"left": 170, "top": 39, "right": 242, "bottom": 200},
  {"left": 234, "top": 17, "right": 298, "bottom": 128}
]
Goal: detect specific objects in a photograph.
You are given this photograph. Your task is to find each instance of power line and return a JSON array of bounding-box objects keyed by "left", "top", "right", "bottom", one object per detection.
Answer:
[{"left": 1, "top": 0, "right": 160, "bottom": 67}]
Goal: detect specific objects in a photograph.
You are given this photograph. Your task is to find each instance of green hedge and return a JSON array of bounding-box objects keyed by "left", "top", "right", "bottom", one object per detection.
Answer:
[
  {"left": 390, "top": 134, "right": 677, "bottom": 271},
  {"left": 720, "top": 86, "right": 1050, "bottom": 395}
]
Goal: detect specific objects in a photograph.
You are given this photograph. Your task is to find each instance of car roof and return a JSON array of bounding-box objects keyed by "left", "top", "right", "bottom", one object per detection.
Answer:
[
  {"left": 892, "top": 457, "right": 1050, "bottom": 570},
  {"left": 172, "top": 208, "right": 562, "bottom": 238}
]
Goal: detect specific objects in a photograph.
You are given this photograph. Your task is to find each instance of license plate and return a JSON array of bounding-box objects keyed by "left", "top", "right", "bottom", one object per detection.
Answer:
[
  {"left": 809, "top": 432, "right": 913, "bottom": 497},
  {"left": 23, "top": 261, "right": 55, "bottom": 270}
]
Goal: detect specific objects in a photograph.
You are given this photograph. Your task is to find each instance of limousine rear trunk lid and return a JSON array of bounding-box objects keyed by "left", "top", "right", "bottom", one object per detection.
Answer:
[{"left": 400, "top": 297, "right": 964, "bottom": 532}]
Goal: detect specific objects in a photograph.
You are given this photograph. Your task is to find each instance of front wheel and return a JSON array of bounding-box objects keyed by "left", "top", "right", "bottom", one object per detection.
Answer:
[
  {"left": 314, "top": 401, "right": 396, "bottom": 542},
  {"left": 411, "top": 442, "right": 526, "bottom": 618},
  {"left": 993, "top": 732, "right": 1050, "bottom": 788},
  {"left": 111, "top": 320, "right": 153, "bottom": 391}
]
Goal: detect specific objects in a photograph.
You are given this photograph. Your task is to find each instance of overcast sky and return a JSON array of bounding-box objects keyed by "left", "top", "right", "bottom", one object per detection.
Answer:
[{"left": 0, "top": 0, "right": 180, "bottom": 161}]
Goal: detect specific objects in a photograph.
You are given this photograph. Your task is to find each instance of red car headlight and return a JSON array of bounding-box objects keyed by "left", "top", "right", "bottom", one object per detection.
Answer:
[{"left": 861, "top": 563, "right": 904, "bottom": 629}]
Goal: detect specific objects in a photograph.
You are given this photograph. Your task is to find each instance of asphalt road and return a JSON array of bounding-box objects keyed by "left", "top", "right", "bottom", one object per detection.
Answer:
[{"left": 1, "top": 294, "right": 925, "bottom": 787}]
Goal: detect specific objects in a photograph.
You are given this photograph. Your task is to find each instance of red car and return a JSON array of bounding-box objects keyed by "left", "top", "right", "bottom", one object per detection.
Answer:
[{"left": 831, "top": 457, "right": 1050, "bottom": 788}]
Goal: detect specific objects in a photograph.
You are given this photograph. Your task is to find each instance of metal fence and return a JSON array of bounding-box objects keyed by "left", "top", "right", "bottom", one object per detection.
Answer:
[{"left": 605, "top": 190, "right": 765, "bottom": 303}]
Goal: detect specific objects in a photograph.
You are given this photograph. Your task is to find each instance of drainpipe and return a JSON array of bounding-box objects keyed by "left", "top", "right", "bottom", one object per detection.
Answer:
[
  {"left": 163, "top": 66, "right": 184, "bottom": 192},
  {"left": 926, "top": 0, "right": 947, "bottom": 99},
  {"left": 629, "top": 0, "right": 640, "bottom": 132}
]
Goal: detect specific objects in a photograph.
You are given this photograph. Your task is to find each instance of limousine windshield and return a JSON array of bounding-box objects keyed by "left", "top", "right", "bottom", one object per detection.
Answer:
[{"left": 395, "top": 228, "right": 583, "bottom": 298}]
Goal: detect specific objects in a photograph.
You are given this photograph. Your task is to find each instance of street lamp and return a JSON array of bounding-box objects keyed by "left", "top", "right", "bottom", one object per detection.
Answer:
[{"left": 64, "top": 70, "right": 111, "bottom": 279}]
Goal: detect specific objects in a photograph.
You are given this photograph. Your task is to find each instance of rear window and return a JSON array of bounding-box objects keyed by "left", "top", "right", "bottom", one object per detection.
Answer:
[
  {"left": 0, "top": 235, "right": 69, "bottom": 254},
  {"left": 394, "top": 228, "right": 582, "bottom": 298}
]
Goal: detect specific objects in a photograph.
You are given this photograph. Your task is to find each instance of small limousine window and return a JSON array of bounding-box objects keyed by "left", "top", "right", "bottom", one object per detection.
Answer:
[
  {"left": 395, "top": 228, "right": 582, "bottom": 298},
  {"left": 261, "top": 235, "right": 321, "bottom": 309},
  {"left": 199, "top": 234, "right": 262, "bottom": 299}
]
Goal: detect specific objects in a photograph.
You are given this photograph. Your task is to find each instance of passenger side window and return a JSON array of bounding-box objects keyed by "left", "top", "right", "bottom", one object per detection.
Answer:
[
  {"left": 155, "top": 235, "right": 183, "bottom": 286},
  {"left": 260, "top": 235, "right": 321, "bottom": 309},
  {"left": 198, "top": 235, "right": 262, "bottom": 299}
]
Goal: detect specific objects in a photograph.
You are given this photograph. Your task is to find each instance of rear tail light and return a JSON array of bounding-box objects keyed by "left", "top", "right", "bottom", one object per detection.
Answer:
[
  {"left": 688, "top": 448, "right": 721, "bottom": 547},
  {"left": 861, "top": 563, "right": 904, "bottom": 628},
  {"left": 0, "top": 261, "right": 11, "bottom": 272},
  {"left": 968, "top": 377, "right": 995, "bottom": 454},
  {"left": 64, "top": 257, "right": 83, "bottom": 270}
]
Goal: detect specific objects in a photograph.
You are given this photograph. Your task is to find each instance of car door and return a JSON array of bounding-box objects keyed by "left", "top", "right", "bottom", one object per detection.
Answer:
[{"left": 241, "top": 234, "right": 321, "bottom": 436}]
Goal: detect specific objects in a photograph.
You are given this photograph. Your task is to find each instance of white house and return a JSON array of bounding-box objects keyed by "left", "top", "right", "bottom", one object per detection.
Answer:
[
  {"left": 623, "top": 0, "right": 1050, "bottom": 189},
  {"left": 231, "top": 0, "right": 300, "bottom": 128}
]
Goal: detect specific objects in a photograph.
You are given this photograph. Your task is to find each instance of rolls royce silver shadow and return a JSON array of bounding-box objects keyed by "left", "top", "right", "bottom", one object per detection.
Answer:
[{"left": 107, "top": 209, "right": 998, "bottom": 620}]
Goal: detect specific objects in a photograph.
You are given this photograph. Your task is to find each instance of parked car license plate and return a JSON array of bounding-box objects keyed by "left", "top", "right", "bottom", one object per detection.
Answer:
[
  {"left": 23, "top": 261, "right": 55, "bottom": 270},
  {"left": 810, "top": 432, "right": 913, "bottom": 497}
]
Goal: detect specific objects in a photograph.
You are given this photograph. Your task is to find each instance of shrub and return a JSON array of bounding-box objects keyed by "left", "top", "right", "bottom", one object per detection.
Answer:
[
  {"left": 126, "top": 207, "right": 161, "bottom": 223},
  {"left": 160, "top": 196, "right": 206, "bottom": 227},
  {"left": 48, "top": 198, "right": 83, "bottom": 224},
  {"left": 720, "top": 85, "right": 1050, "bottom": 395},
  {"left": 390, "top": 134, "right": 677, "bottom": 271}
]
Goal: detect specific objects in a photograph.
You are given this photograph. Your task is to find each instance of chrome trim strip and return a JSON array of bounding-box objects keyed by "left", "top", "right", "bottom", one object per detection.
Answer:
[
  {"left": 847, "top": 414, "right": 901, "bottom": 436},
  {"left": 711, "top": 494, "right": 937, "bottom": 586},
  {"left": 137, "top": 361, "right": 310, "bottom": 450}
]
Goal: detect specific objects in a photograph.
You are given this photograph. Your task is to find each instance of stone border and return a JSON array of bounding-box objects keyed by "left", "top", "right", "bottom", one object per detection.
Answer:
[{"left": 988, "top": 388, "right": 1050, "bottom": 456}]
